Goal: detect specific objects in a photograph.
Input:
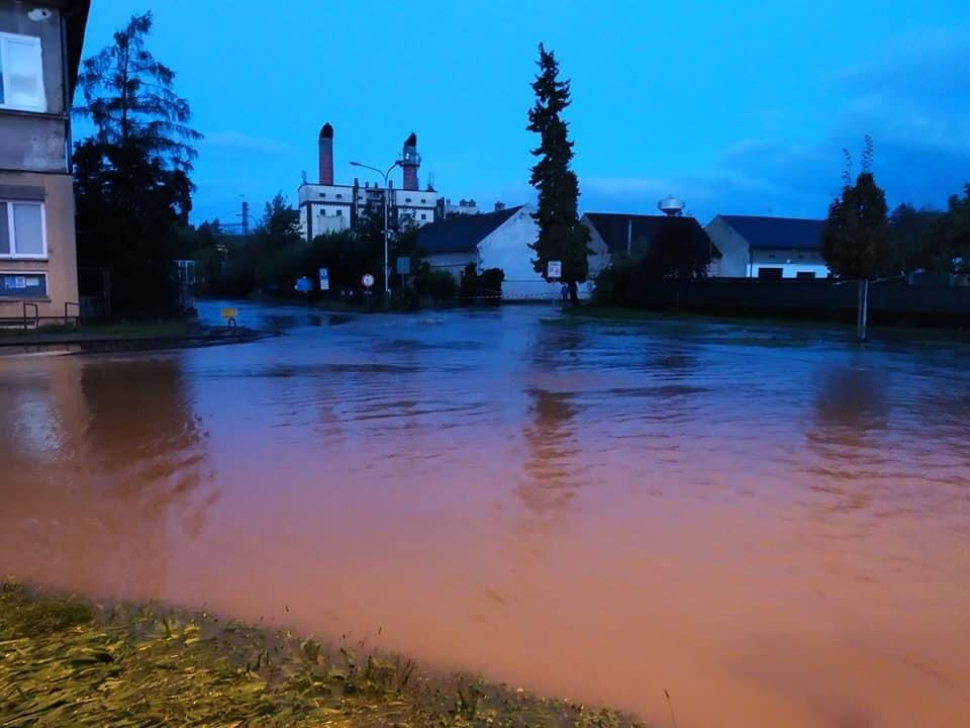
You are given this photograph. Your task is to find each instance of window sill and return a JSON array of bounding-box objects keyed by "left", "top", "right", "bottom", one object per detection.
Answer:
[
  {"left": 0, "top": 257, "right": 49, "bottom": 262},
  {"left": 0, "top": 106, "right": 65, "bottom": 120}
]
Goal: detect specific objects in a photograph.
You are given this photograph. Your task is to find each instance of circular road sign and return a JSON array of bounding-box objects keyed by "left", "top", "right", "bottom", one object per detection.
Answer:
[{"left": 361, "top": 273, "right": 375, "bottom": 289}]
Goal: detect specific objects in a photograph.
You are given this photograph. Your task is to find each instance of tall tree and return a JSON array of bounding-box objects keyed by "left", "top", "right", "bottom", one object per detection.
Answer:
[
  {"left": 527, "top": 44, "right": 590, "bottom": 304},
  {"left": 73, "top": 12, "right": 201, "bottom": 314},
  {"left": 822, "top": 136, "right": 894, "bottom": 340}
]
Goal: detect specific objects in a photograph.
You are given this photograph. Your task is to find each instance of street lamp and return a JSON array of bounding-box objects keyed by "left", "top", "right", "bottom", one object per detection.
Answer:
[{"left": 350, "top": 160, "right": 400, "bottom": 305}]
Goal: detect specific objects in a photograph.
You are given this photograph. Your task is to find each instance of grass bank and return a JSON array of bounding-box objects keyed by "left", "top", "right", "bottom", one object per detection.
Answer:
[{"left": 0, "top": 583, "right": 642, "bottom": 727}]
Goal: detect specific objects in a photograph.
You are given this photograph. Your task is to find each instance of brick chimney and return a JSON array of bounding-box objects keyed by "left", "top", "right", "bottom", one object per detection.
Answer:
[
  {"left": 318, "top": 123, "right": 334, "bottom": 185},
  {"left": 401, "top": 132, "right": 420, "bottom": 191}
]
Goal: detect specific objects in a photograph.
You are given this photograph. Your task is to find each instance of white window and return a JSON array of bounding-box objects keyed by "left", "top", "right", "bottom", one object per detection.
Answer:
[
  {"left": 0, "top": 201, "right": 46, "bottom": 258},
  {"left": 0, "top": 33, "right": 46, "bottom": 112}
]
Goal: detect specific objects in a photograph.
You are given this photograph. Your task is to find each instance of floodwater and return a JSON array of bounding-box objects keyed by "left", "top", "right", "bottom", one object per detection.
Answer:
[{"left": 2, "top": 303, "right": 969, "bottom": 727}]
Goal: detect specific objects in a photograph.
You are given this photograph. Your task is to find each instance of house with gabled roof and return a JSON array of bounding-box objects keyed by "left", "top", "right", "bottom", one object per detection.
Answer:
[
  {"left": 418, "top": 204, "right": 593, "bottom": 299},
  {"left": 581, "top": 212, "right": 720, "bottom": 276},
  {"left": 705, "top": 215, "right": 830, "bottom": 279}
]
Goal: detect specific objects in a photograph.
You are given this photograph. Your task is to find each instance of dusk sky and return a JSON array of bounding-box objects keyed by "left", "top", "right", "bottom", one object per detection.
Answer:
[{"left": 80, "top": 1, "right": 969, "bottom": 226}]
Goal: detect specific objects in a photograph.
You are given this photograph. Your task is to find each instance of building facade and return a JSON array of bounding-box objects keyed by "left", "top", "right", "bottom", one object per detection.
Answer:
[
  {"left": 0, "top": 0, "right": 88, "bottom": 324},
  {"left": 297, "top": 124, "right": 438, "bottom": 241},
  {"left": 706, "top": 215, "right": 830, "bottom": 279},
  {"left": 419, "top": 205, "right": 594, "bottom": 300}
]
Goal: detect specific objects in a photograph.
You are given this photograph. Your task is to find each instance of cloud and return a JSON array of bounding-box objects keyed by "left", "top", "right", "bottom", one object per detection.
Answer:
[{"left": 202, "top": 131, "right": 294, "bottom": 156}]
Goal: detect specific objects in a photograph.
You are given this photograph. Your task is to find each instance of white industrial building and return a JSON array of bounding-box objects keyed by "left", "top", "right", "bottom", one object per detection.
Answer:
[{"left": 297, "top": 124, "right": 438, "bottom": 241}]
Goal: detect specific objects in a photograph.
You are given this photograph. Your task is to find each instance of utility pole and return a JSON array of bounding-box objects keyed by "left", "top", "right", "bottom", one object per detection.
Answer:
[{"left": 350, "top": 160, "right": 400, "bottom": 308}]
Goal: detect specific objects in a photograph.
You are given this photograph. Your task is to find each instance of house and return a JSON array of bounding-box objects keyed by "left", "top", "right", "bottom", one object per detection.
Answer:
[
  {"left": 581, "top": 212, "right": 720, "bottom": 276},
  {"left": 418, "top": 204, "right": 588, "bottom": 299},
  {"left": 297, "top": 125, "right": 438, "bottom": 240},
  {"left": 705, "top": 215, "right": 830, "bottom": 279},
  {"left": 0, "top": 0, "right": 89, "bottom": 324}
]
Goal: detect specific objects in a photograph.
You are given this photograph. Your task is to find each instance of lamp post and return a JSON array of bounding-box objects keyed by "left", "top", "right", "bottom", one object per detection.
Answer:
[{"left": 350, "top": 160, "right": 399, "bottom": 306}]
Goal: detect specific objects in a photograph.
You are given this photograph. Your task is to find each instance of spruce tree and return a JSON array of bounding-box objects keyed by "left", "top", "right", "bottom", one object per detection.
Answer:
[{"left": 527, "top": 44, "right": 590, "bottom": 304}]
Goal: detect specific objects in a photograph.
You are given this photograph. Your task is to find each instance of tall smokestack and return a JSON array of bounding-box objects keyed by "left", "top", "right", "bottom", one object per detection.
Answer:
[
  {"left": 401, "top": 132, "right": 419, "bottom": 191},
  {"left": 318, "top": 123, "right": 334, "bottom": 185}
]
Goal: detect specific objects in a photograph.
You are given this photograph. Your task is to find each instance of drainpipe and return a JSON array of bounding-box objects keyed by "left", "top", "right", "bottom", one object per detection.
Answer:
[
  {"left": 626, "top": 218, "right": 632, "bottom": 255},
  {"left": 60, "top": 11, "right": 73, "bottom": 172}
]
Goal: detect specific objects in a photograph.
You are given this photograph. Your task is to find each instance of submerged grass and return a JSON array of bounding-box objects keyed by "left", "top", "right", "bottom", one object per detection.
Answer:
[{"left": 0, "top": 582, "right": 644, "bottom": 727}]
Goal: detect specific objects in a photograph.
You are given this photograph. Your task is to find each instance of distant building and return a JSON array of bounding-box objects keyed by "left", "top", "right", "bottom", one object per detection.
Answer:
[
  {"left": 437, "top": 198, "right": 480, "bottom": 217},
  {"left": 581, "top": 212, "right": 720, "bottom": 277},
  {"left": 418, "top": 204, "right": 590, "bottom": 299},
  {"left": 0, "top": 0, "right": 90, "bottom": 324},
  {"left": 706, "top": 215, "right": 830, "bottom": 279},
  {"left": 297, "top": 124, "right": 438, "bottom": 241}
]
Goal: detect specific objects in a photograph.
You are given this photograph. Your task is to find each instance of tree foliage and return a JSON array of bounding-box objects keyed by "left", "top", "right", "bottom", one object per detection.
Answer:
[
  {"left": 822, "top": 139, "right": 893, "bottom": 280},
  {"left": 639, "top": 218, "right": 713, "bottom": 281},
  {"left": 527, "top": 44, "right": 590, "bottom": 304},
  {"left": 73, "top": 12, "right": 201, "bottom": 314}
]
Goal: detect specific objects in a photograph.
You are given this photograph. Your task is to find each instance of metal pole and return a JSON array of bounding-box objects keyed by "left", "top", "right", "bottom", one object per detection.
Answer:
[{"left": 383, "top": 173, "right": 390, "bottom": 307}]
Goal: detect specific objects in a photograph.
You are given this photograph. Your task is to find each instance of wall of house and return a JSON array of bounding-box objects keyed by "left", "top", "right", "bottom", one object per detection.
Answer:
[
  {"left": 750, "top": 249, "right": 830, "bottom": 279},
  {"left": 425, "top": 251, "right": 477, "bottom": 279},
  {"left": 704, "top": 217, "right": 750, "bottom": 277},
  {"left": 0, "top": 3, "right": 67, "bottom": 115},
  {"left": 478, "top": 207, "right": 590, "bottom": 299},
  {"left": 583, "top": 221, "right": 612, "bottom": 279},
  {"left": 0, "top": 172, "right": 79, "bottom": 321}
]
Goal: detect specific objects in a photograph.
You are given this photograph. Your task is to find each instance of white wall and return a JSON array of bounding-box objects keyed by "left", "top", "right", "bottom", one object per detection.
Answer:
[
  {"left": 705, "top": 216, "right": 751, "bottom": 277},
  {"left": 478, "top": 207, "right": 591, "bottom": 300},
  {"left": 749, "top": 249, "right": 830, "bottom": 278},
  {"left": 426, "top": 251, "right": 476, "bottom": 279}
]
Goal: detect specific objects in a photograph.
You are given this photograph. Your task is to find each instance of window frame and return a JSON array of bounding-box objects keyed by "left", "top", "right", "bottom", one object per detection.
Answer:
[
  {"left": 0, "top": 31, "right": 47, "bottom": 113},
  {"left": 0, "top": 200, "right": 48, "bottom": 259},
  {"left": 0, "top": 270, "right": 49, "bottom": 299}
]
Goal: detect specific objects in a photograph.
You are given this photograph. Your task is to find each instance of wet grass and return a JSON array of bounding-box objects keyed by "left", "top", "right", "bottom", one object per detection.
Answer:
[{"left": 0, "top": 582, "right": 644, "bottom": 727}]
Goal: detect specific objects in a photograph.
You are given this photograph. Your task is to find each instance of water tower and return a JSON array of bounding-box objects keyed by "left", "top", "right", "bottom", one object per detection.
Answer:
[{"left": 658, "top": 196, "right": 685, "bottom": 217}]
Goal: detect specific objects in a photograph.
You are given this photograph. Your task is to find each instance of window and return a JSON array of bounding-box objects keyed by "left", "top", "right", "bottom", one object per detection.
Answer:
[
  {"left": 0, "top": 272, "right": 47, "bottom": 298},
  {"left": 0, "top": 201, "right": 46, "bottom": 258},
  {"left": 0, "top": 33, "right": 46, "bottom": 112},
  {"left": 336, "top": 193, "right": 343, "bottom": 199},
  {"left": 420, "top": 213, "right": 427, "bottom": 220},
  {"left": 319, "top": 209, "right": 326, "bottom": 216},
  {"left": 796, "top": 271, "right": 816, "bottom": 279},
  {"left": 405, "top": 197, "right": 412, "bottom": 203},
  {"left": 320, "top": 193, "right": 327, "bottom": 198},
  {"left": 757, "top": 267, "right": 783, "bottom": 280},
  {"left": 421, "top": 199, "right": 426, "bottom": 204},
  {"left": 335, "top": 209, "right": 342, "bottom": 216}
]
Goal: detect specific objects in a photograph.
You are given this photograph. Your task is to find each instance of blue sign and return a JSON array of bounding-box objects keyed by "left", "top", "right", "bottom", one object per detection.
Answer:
[
  {"left": 294, "top": 276, "right": 312, "bottom": 293},
  {"left": 319, "top": 268, "right": 330, "bottom": 291}
]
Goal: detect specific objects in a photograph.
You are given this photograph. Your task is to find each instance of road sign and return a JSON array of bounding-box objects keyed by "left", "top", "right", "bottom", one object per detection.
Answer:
[
  {"left": 295, "top": 276, "right": 312, "bottom": 293},
  {"left": 396, "top": 257, "right": 411, "bottom": 275},
  {"left": 319, "top": 268, "right": 330, "bottom": 291},
  {"left": 361, "top": 273, "right": 375, "bottom": 289},
  {"left": 547, "top": 260, "right": 562, "bottom": 279}
]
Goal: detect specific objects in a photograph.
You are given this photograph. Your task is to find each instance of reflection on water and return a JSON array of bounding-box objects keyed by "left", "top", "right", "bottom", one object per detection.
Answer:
[
  {"left": 2, "top": 306, "right": 969, "bottom": 728},
  {"left": 0, "top": 355, "right": 213, "bottom": 595}
]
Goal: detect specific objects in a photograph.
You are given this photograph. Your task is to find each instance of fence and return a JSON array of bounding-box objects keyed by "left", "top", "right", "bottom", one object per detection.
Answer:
[{"left": 622, "top": 278, "right": 970, "bottom": 327}]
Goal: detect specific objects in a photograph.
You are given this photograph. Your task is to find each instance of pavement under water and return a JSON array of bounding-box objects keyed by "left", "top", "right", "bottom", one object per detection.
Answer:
[{"left": 1, "top": 302, "right": 968, "bottom": 727}]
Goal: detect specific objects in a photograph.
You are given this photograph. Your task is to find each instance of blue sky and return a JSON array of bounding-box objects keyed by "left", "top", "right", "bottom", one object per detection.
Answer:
[{"left": 80, "top": 1, "right": 970, "bottom": 226}]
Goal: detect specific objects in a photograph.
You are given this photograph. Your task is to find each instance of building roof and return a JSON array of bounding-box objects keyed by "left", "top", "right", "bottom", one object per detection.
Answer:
[
  {"left": 583, "top": 213, "right": 721, "bottom": 257},
  {"left": 418, "top": 205, "right": 523, "bottom": 254},
  {"left": 718, "top": 215, "right": 825, "bottom": 251}
]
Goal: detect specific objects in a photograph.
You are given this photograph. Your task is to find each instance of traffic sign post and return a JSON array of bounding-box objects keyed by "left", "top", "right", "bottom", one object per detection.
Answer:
[{"left": 362, "top": 273, "right": 375, "bottom": 312}]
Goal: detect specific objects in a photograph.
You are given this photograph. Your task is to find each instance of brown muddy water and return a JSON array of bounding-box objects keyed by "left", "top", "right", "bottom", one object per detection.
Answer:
[{"left": 1, "top": 303, "right": 968, "bottom": 727}]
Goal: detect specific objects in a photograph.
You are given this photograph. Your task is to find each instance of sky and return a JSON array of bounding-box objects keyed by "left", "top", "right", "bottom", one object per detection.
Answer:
[{"left": 79, "top": 0, "right": 970, "bottom": 227}]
